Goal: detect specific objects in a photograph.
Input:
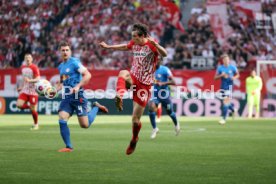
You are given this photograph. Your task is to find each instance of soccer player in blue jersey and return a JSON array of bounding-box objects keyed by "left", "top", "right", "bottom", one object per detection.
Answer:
[
  {"left": 57, "top": 41, "right": 108, "bottom": 152},
  {"left": 214, "top": 54, "right": 239, "bottom": 125},
  {"left": 148, "top": 56, "right": 180, "bottom": 139}
]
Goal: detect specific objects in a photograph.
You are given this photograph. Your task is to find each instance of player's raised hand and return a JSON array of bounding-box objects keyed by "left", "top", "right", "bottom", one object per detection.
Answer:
[
  {"left": 99, "top": 42, "right": 109, "bottom": 49},
  {"left": 147, "top": 36, "right": 158, "bottom": 46}
]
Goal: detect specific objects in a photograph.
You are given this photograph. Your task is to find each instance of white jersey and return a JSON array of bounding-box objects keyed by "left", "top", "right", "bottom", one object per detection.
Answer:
[{"left": 20, "top": 63, "right": 40, "bottom": 95}]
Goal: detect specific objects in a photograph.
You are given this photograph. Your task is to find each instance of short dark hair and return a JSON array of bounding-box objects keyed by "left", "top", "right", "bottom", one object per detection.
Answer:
[
  {"left": 59, "top": 41, "right": 71, "bottom": 49},
  {"left": 132, "top": 23, "right": 148, "bottom": 37}
]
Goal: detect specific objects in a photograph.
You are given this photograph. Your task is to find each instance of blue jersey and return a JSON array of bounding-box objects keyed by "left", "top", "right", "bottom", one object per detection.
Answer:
[
  {"left": 216, "top": 64, "right": 238, "bottom": 90},
  {"left": 153, "top": 65, "right": 173, "bottom": 97},
  {"left": 58, "top": 57, "right": 86, "bottom": 98}
]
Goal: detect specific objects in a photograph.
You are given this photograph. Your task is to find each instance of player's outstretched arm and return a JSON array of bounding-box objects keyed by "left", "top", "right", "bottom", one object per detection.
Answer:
[
  {"left": 158, "top": 76, "right": 176, "bottom": 86},
  {"left": 99, "top": 42, "right": 128, "bottom": 51},
  {"left": 25, "top": 76, "right": 40, "bottom": 83},
  {"left": 232, "top": 72, "right": 240, "bottom": 80},
  {"left": 147, "top": 37, "right": 167, "bottom": 57}
]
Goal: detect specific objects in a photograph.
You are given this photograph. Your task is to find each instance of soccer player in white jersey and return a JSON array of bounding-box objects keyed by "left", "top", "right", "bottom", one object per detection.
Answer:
[{"left": 16, "top": 53, "right": 40, "bottom": 130}]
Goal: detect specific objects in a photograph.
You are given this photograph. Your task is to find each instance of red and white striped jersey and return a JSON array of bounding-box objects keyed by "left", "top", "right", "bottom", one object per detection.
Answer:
[
  {"left": 127, "top": 40, "right": 158, "bottom": 85},
  {"left": 20, "top": 64, "right": 40, "bottom": 95}
]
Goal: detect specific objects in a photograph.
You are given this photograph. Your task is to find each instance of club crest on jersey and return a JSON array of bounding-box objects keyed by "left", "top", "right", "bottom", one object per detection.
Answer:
[
  {"left": 66, "top": 68, "right": 70, "bottom": 73},
  {"left": 61, "top": 75, "right": 69, "bottom": 81}
]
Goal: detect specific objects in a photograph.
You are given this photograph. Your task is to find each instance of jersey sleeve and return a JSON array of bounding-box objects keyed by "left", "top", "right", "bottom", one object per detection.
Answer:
[
  {"left": 257, "top": 77, "right": 263, "bottom": 91},
  {"left": 148, "top": 42, "right": 158, "bottom": 55},
  {"left": 58, "top": 64, "right": 61, "bottom": 72},
  {"left": 32, "top": 65, "right": 40, "bottom": 77},
  {"left": 73, "top": 59, "right": 87, "bottom": 74},
  {"left": 216, "top": 66, "right": 222, "bottom": 75},
  {"left": 127, "top": 40, "right": 134, "bottom": 50},
  {"left": 232, "top": 65, "right": 238, "bottom": 75}
]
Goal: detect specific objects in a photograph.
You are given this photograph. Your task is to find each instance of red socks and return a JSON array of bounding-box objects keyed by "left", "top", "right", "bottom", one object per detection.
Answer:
[
  {"left": 157, "top": 105, "right": 162, "bottom": 119},
  {"left": 31, "top": 110, "right": 38, "bottom": 125},
  {"left": 132, "top": 122, "right": 142, "bottom": 141},
  {"left": 116, "top": 77, "right": 127, "bottom": 98},
  {"left": 18, "top": 103, "right": 38, "bottom": 125}
]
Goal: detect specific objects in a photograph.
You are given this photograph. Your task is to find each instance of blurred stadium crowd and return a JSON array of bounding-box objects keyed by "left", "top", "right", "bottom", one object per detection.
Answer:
[{"left": 0, "top": 0, "right": 275, "bottom": 70}]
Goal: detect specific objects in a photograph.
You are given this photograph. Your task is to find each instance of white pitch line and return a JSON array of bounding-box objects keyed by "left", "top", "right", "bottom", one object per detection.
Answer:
[{"left": 185, "top": 128, "right": 206, "bottom": 132}]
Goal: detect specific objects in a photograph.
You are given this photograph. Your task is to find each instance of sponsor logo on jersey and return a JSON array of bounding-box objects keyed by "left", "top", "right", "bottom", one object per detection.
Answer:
[{"left": 133, "top": 52, "right": 147, "bottom": 57}]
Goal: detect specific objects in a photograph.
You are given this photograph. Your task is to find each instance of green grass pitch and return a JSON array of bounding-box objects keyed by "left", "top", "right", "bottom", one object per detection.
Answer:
[{"left": 0, "top": 115, "right": 275, "bottom": 184}]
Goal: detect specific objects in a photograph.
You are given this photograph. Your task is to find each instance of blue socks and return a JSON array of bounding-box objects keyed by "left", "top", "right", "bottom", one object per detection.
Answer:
[
  {"left": 169, "top": 112, "right": 178, "bottom": 126},
  {"left": 149, "top": 110, "right": 178, "bottom": 128},
  {"left": 222, "top": 104, "right": 229, "bottom": 120},
  {"left": 222, "top": 103, "right": 235, "bottom": 120},
  {"left": 228, "top": 103, "right": 235, "bottom": 113},
  {"left": 149, "top": 111, "right": 157, "bottom": 129},
  {"left": 58, "top": 107, "right": 99, "bottom": 149},
  {"left": 88, "top": 106, "right": 99, "bottom": 127},
  {"left": 59, "top": 119, "right": 72, "bottom": 149}
]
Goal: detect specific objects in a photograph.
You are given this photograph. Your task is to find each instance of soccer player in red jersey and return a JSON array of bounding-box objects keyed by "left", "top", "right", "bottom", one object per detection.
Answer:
[
  {"left": 100, "top": 23, "right": 167, "bottom": 155},
  {"left": 16, "top": 53, "right": 40, "bottom": 130}
]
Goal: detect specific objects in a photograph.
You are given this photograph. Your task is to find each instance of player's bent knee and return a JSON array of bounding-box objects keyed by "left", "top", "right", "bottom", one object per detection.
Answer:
[
  {"left": 166, "top": 109, "right": 173, "bottom": 115},
  {"left": 132, "top": 116, "right": 140, "bottom": 123},
  {"left": 223, "top": 98, "right": 230, "bottom": 104},
  {"left": 148, "top": 103, "right": 156, "bottom": 112},
  {"left": 16, "top": 104, "right": 22, "bottom": 109},
  {"left": 59, "top": 113, "right": 70, "bottom": 121},
  {"left": 132, "top": 121, "right": 140, "bottom": 126},
  {"left": 30, "top": 106, "right": 37, "bottom": 111},
  {"left": 16, "top": 101, "right": 23, "bottom": 108},
  {"left": 59, "top": 116, "right": 68, "bottom": 121}
]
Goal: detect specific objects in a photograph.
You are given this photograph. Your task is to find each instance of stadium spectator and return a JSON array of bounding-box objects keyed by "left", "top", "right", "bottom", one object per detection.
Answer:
[{"left": 0, "top": 0, "right": 275, "bottom": 69}]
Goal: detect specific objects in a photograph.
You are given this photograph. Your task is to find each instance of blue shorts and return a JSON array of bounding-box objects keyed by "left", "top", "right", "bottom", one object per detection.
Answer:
[
  {"left": 150, "top": 97, "right": 173, "bottom": 112},
  {"left": 58, "top": 94, "right": 88, "bottom": 117},
  {"left": 220, "top": 90, "right": 231, "bottom": 98}
]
